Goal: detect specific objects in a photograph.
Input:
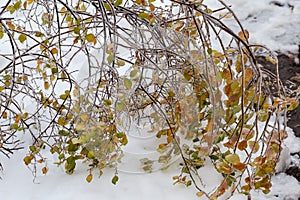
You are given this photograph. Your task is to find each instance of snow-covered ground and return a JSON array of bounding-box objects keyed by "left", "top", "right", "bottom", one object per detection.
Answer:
[{"left": 1, "top": 0, "right": 300, "bottom": 199}]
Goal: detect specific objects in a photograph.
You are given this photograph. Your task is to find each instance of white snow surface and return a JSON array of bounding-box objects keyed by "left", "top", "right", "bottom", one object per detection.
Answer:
[{"left": 1, "top": 0, "right": 300, "bottom": 200}]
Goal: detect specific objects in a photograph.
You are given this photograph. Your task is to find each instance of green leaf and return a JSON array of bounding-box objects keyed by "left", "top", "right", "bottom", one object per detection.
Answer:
[
  {"left": 104, "top": 3, "right": 112, "bottom": 10},
  {"left": 115, "top": 102, "right": 124, "bottom": 112},
  {"left": 0, "top": 30, "right": 4, "bottom": 39},
  {"left": 114, "top": 0, "right": 122, "bottom": 7},
  {"left": 138, "top": 12, "right": 150, "bottom": 19},
  {"left": 51, "top": 67, "right": 58, "bottom": 74},
  {"left": 103, "top": 99, "right": 112, "bottom": 106},
  {"left": 13, "top": 1, "right": 22, "bottom": 11},
  {"left": 124, "top": 78, "right": 132, "bottom": 89},
  {"left": 58, "top": 130, "right": 69, "bottom": 136},
  {"left": 107, "top": 54, "right": 114, "bottom": 63},
  {"left": 112, "top": 175, "right": 119, "bottom": 185},
  {"left": 18, "top": 34, "right": 27, "bottom": 43},
  {"left": 74, "top": 27, "right": 80, "bottom": 35},
  {"left": 207, "top": 48, "right": 212, "bottom": 55},
  {"left": 35, "top": 31, "right": 44, "bottom": 37}
]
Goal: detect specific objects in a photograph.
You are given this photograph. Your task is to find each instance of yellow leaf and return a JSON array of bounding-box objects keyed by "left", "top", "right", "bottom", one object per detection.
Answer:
[
  {"left": 85, "top": 33, "right": 96, "bottom": 44},
  {"left": 7, "top": 21, "right": 15, "bottom": 30},
  {"left": 196, "top": 191, "right": 204, "bottom": 197},
  {"left": 114, "top": 0, "right": 122, "bottom": 7},
  {"left": 138, "top": 12, "right": 150, "bottom": 19},
  {"left": 238, "top": 29, "right": 249, "bottom": 41},
  {"left": 58, "top": 117, "right": 68, "bottom": 126},
  {"left": 86, "top": 173, "right": 93, "bottom": 183},
  {"left": 2, "top": 111, "right": 7, "bottom": 119},
  {"left": 225, "top": 154, "right": 240, "bottom": 164},
  {"left": 51, "top": 48, "right": 58, "bottom": 54},
  {"left": 44, "top": 81, "right": 50, "bottom": 90},
  {"left": 80, "top": 4, "right": 87, "bottom": 11}
]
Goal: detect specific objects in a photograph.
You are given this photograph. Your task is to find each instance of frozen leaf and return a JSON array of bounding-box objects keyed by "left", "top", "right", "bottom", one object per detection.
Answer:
[
  {"left": 58, "top": 117, "right": 68, "bottom": 126},
  {"left": 196, "top": 191, "right": 204, "bottom": 197},
  {"left": 86, "top": 173, "right": 93, "bottom": 183},
  {"left": 42, "top": 167, "right": 48, "bottom": 174},
  {"left": 248, "top": 141, "right": 260, "bottom": 153},
  {"left": 233, "top": 162, "right": 246, "bottom": 171},
  {"left": 85, "top": 33, "right": 96, "bottom": 44},
  {"left": 138, "top": 12, "right": 150, "bottom": 19},
  {"left": 237, "top": 140, "right": 248, "bottom": 151},
  {"left": 18, "top": 34, "right": 27, "bottom": 43},
  {"left": 238, "top": 29, "right": 249, "bottom": 41},
  {"left": 225, "top": 154, "right": 240, "bottom": 164},
  {"left": 112, "top": 175, "right": 119, "bottom": 185},
  {"left": 114, "top": 0, "right": 122, "bottom": 7},
  {"left": 51, "top": 48, "right": 58, "bottom": 54},
  {"left": 117, "top": 59, "right": 125, "bottom": 66},
  {"left": 107, "top": 54, "right": 114, "bottom": 63},
  {"left": 58, "top": 130, "right": 69, "bottom": 136},
  {"left": 0, "top": 30, "right": 4, "bottom": 39},
  {"left": 44, "top": 81, "right": 50, "bottom": 90},
  {"left": 124, "top": 78, "right": 132, "bottom": 89}
]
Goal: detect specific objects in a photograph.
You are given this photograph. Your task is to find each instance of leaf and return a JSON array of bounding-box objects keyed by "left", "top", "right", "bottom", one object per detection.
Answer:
[
  {"left": 58, "top": 117, "right": 68, "bottom": 126},
  {"left": 117, "top": 59, "right": 125, "bottom": 66},
  {"left": 42, "top": 167, "right": 48, "bottom": 174},
  {"left": 0, "top": 30, "right": 4, "bottom": 39},
  {"left": 13, "top": 1, "right": 22, "bottom": 11},
  {"left": 103, "top": 3, "right": 111, "bottom": 11},
  {"left": 18, "top": 34, "right": 27, "bottom": 43},
  {"left": 138, "top": 12, "right": 150, "bottom": 19},
  {"left": 114, "top": 0, "right": 122, "bottom": 7},
  {"left": 124, "top": 78, "right": 132, "bottom": 89},
  {"left": 225, "top": 154, "right": 240, "bottom": 164},
  {"left": 287, "top": 100, "right": 299, "bottom": 111},
  {"left": 196, "top": 191, "right": 204, "bottom": 197},
  {"left": 58, "top": 130, "right": 69, "bottom": 136},
  {"left": 207, "top": 48, "right": 212, "bottom": 55},
  {"left": 74, "top": 26, "right": 80, "bottom": 34},
  {"left": 51, "top": 48, "right": 58, "bottom": 54},
  {"left": 7, "top": 21, "right": 15, "bottom": 30},
  {"left": 103, "top": 99, "right": 112, "bottom": 106},
  {"left": 107, "top": 54, "right": 114, "bottom": 63},
  {"left": 85, "top": 33, "right": 96, "bottom": 44},
  {"left": 86, "top": 173, "right": 93, "bottom": 183},
  {"left": 238, "top": 29, "right": 249, "bottom": 41},
  {"left": 233, "top": 162, "right": 246, "bottom": 171},
  {"left": 112, "top": 175, "right": 119, "bottom": 185},
  {"left": 248, "top": 141, "right": 260, "bottom": 153}
]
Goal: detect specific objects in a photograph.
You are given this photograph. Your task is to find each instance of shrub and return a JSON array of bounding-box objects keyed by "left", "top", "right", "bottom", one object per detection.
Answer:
[{"left": 0, "top": 0, "right": 298, "bottom": 198}]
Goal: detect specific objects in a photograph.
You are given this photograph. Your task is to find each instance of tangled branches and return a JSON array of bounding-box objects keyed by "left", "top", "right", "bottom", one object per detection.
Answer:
[{"left": 0, "top": 0, "right": 298, "bottom": 198}]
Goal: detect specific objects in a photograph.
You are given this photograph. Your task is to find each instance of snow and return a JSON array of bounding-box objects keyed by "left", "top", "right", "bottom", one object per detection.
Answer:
[{"left": 1, "top": 0, "right": 300, "bottom": 200}]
